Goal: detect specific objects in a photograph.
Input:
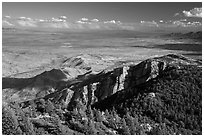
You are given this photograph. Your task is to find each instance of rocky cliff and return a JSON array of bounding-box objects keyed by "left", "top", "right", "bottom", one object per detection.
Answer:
[{"left": 3, "top": 54, "right": 201, "bottom": 110}]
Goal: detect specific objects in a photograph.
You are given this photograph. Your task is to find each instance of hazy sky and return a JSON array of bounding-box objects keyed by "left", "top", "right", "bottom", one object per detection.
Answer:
[
  {"left": 3, "top": 2, "right": 202, "bottom": 22},
  {"left": 2, "top": 2, "right": 202, "bottom": 32}
]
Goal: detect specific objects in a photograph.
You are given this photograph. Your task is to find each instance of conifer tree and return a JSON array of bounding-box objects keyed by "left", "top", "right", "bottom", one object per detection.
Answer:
[
  {"left": 104, "top": 109, "right": 110, "bottom": 118},
  {"left": 95, "top": 110, "right": 103, "bottom": 122},
  {"left": 45, "top": 100, "right": 55, "bottom": 114},
  {"left": 125, "top": 113, "right": 136, "bottom": 134},
  {"left": 121, "top": 118, "right": 130, "bottom": 135},
  {"left": 87, "top": 119, "right": 97, "bottom": 134}
]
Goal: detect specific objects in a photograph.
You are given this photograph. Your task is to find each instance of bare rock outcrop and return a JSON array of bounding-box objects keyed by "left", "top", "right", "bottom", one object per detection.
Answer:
[{"left": 65, "top": 54, "right": 201, "bottom": 109}]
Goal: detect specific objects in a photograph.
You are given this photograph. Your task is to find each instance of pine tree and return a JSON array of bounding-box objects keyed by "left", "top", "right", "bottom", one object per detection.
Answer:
[
  {"left": 121, "top": 118, "right": 130, "bottom": 135},
  {"left": 125, "top": 113, "right": 136, "bottom": 134},
  {"left": 45, "top": 100, "right": 55, "bottom": 114},
  {"left": 95, "top": 110, "right": 103, "bottom": 122},
  {"left": 87, "top": 119, "right": 97, "bottom": 134},
  {"left": 107, "top": 112, "right": 117, "bottom": 129},
  {"left": 104, "top": 109, "right": 110, "bottom": 118}
]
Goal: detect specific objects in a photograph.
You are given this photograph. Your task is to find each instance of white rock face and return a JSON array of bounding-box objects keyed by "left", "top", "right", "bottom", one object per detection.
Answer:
[
  {"left": 147, "top": 93, "right": 156, "bottom": 98},
  {"left": 63, "top": 54, "right": 201, "bottom": 109}
]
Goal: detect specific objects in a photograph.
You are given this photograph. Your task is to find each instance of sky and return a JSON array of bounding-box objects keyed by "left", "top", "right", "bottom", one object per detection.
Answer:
[{"left": 2, "top": 2, "right": 202, "bottom": 32}]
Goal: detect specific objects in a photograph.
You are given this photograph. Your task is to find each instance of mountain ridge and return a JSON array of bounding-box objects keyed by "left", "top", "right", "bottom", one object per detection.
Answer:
[
  {"left": 3, "top": 53, "right": 201, "bottom": 107},
  {"left": 2, "top": 53, "right": 202, "bottom": 135}
]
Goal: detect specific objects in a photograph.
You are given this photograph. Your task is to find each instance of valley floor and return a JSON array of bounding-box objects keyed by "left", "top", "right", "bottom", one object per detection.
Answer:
[{"left": 2, "top": 31, "right": 201, "bottom": 78}]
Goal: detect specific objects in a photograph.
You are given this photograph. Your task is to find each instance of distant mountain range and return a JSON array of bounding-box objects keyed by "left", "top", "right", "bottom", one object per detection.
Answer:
[{"left": 165, "top": 31, "right": 202, "bottom": 40}]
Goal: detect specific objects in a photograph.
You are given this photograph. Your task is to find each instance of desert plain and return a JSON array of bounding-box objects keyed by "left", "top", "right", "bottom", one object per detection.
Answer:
[{"left": 2, "top": 29, "right": 202, "bottom": 78}]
